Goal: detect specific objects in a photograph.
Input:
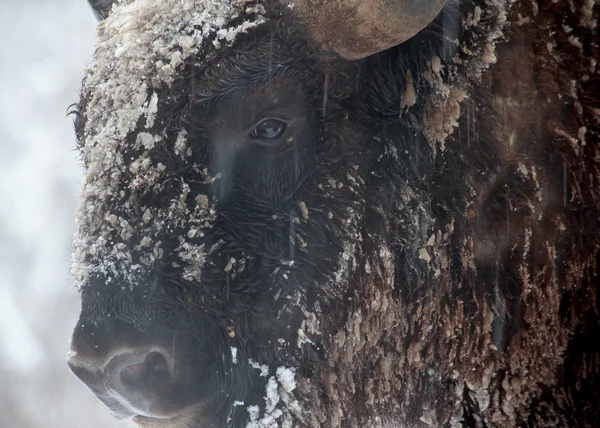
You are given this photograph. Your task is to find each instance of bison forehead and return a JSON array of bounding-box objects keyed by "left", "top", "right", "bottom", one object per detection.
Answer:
[{"left": 72, "top": 0, "right": 267, "bottom": 287}]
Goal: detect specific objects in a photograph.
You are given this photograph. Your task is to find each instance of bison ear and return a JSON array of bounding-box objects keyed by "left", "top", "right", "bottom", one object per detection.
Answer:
[
  {"left": 88, "top": 0, "right": 118, "bottom": 21},
  {"left": 295, "top": 0, "right": 447, "bottom": 60}
]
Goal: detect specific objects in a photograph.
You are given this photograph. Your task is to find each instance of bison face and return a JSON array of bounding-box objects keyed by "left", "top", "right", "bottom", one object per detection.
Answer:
[
  {"left": 68, "top": 1, "right": 362, "bottom": 426},
  {"left": 68, "top": 0, "right": 444, "bottom": 426}
]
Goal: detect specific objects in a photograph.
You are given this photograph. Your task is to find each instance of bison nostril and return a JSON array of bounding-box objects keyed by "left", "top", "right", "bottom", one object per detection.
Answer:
[
  {"left": 119, "top": 351, "right": 170, "bottom": 390},
  {"left": 105, "top": 350, "right": 173, "bottom": 415},
  {"left": 68, "top": 348, "right": 174, "bottom": 418}
]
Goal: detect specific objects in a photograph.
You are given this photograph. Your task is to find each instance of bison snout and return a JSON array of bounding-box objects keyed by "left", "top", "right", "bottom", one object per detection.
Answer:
[
  {"left": 67, "top": 317, "right": 178, "bottom": 419},
  {"left": 68, "top": 347, "right": 174, "bottom": 419}
]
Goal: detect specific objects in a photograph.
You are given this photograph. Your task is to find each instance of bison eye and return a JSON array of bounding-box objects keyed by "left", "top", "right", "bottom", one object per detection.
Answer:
[{"left": 250, "top": 119, "right": 287, "bottom": 142}]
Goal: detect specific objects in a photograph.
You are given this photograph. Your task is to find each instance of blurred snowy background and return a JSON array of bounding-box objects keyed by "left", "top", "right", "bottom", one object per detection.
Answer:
[{"left": 0, "top": 0, "right": 126, "bottom": 426}]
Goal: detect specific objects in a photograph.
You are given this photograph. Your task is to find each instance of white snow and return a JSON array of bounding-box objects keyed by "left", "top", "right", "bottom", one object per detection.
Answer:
[
  {"left": 0, "top": 0, "right": 128, "bottom": 426},
  {"left": 0, "top": 282, "right": 44, "bottom": 374},
  {"left": 249, "top": 359, "right": 270, "bottom": 377},
  {"left": 245, "top": 366, "right": 298, "bottom": 428},
  {"left": 246, "top": 405, "right": 261, "bottom": 426},
  {"left": 276, "top": 366, "right": 297, "bottom": 393},
  {"left": 264, "top": 376, "right": 280, "bottom": 412}
]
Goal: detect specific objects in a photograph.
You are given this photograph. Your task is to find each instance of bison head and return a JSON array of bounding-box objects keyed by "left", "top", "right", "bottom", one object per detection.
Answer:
[{"left": 67, "top": 0, "right": 453, "bottom": 426}]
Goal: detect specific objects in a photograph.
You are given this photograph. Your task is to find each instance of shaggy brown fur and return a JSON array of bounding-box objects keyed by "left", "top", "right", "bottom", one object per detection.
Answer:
[{"left": 295, "top": 1, "right": 600, "bottom": 426}]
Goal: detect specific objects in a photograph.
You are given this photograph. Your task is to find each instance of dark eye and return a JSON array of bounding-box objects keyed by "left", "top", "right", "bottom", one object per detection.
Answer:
[{"left": 250, "top": 119, "right": 287, "bottom": 142}]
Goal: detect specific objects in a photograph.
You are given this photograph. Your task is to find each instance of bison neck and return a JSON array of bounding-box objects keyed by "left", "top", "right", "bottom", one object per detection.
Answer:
[{"left": 295, "top": 0, "right": 600, "bottom": 426}]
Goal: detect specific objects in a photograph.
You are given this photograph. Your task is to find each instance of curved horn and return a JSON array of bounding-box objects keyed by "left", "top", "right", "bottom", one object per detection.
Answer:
[
  {"left": 295, "top": 0, "right": 447, "bottom": 60},
  {"left": 88, "top": 0, "right": 118, "bottom": 21}
]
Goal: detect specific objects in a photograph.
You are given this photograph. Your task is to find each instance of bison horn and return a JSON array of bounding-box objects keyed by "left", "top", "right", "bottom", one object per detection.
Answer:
[
  {"left": 88, "top": 0, "right": 117, "bottom": 21},
  {"left": 295, "top": 0, "right": 447, "bottom": 59}
]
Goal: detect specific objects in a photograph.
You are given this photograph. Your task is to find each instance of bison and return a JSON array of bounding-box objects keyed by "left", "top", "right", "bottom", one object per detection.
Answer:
[{"left": 67, "top": 0, "right": 600, "bottom": 427}]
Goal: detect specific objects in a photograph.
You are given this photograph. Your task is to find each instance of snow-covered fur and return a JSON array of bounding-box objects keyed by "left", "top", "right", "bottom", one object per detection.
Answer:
[{"left": 69, "top": 0, "right": 600, "bottom": 426}]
